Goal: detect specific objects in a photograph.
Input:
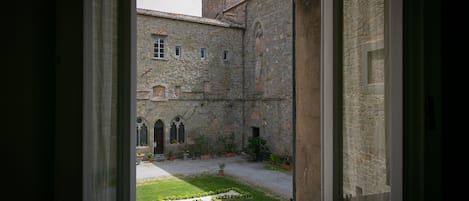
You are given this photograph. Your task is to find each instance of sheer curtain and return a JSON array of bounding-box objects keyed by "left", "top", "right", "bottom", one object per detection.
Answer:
[{"left": 83, "top": 0, "right": 135, "bottom": 200}]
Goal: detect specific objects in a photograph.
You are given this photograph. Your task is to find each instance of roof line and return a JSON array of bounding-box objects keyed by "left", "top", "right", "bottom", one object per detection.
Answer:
[
  {"left": 137, "top": 8, "right": 243, "bottom": 29},
  {"left": 222, "top": 0, "right": 248, "bottom": 13}
]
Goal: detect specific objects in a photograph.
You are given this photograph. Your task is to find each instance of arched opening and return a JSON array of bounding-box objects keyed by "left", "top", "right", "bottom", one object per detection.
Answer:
[
  {"left": 136, "top": 117, "right": 148, "bottom": 147},
  {"left": 170, "top": 116, "right": 185, "bottom": 144},
  {"left": 154, "top": 120, "right": 164, "bottom": 154}
]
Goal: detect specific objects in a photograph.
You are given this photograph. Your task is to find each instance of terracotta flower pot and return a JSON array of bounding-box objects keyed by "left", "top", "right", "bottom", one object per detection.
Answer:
[
  {"left": 282, "top": 164, "right": 292, "bottom": 171},
  {"left": 218, "top": 169, "right": 224, "bottom": 176},
  {"left": 226, "top": 152, "right": 235, "bottom": 157}
]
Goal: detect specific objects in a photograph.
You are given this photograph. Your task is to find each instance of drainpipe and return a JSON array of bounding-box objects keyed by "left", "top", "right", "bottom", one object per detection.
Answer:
[{"left": 241, "top": 0, "right": 248, "bottom": 151}]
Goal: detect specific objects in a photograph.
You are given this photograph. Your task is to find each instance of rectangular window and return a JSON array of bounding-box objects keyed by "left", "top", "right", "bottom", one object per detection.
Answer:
[
  {"left": 223, "top": 50, "right": 229, "bottom": 61},
  {"left": 201, "top": 48, "right": 206, "bottom": 59},
  {"left": 175, "top": 46, "right": 181, "bottom": 57},
  {"left": 175, "top": 86, "right": 181, "bottom": 98},
  {"left": 153, "top": 36, "right": 165, "bottom": 59}
]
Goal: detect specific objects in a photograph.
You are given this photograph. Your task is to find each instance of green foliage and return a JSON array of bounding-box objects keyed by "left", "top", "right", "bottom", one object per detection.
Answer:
[
  {"left": 246, "top": 136, "right": 268, "bottom": 161},
  {"left": 146, "top": 152, "right": 154, "bottom": 159},
  {"left": 224, "top": 132, "right": 237, "bottom": 153},
  {"left": 218, "top": 163, "right": 225, "bottom": 170},
  {"left": 194, "top": 134, "right": 209, "bottom": 155},
  {"left": 269, "top": 153, "right": 279, "bottom": 163},
  {"left": 167, "top": 150, "right": 173, "bottom": 157}
]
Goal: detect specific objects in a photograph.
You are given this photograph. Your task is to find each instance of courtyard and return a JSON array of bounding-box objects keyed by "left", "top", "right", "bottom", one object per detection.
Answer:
[{"left": 136, "top": 154, "right": 293, "bottom": 200}]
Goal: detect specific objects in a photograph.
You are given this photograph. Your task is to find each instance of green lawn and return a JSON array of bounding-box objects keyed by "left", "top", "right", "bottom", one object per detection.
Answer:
[
  {"left": 137, "top": 174, "right": 283, "bottom": 201},
  {"left": 263, "top": 163, "right": 293, "bottom": 174}
]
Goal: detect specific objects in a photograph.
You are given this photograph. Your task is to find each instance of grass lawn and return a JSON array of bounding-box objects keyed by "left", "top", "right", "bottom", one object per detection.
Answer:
[
  {"left": 263, "top": 163, "right": 293, "bottom": 174},
  {"left": 137, "top": 174, "right": 283, "bottom": 201}
]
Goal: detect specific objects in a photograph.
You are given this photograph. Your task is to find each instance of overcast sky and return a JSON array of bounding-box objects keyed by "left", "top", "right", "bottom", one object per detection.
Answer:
[{"left": 137, "top": 0, "right": 202, "bottom": 16}]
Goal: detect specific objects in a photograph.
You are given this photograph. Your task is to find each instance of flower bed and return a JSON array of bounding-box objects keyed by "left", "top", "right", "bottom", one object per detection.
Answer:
[{"left": 159, "top": 187, "right": 252, "bottom": 201}]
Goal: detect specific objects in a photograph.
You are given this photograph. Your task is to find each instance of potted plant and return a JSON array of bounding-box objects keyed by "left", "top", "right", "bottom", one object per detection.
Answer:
[
  {"left": 282, "top": 155, "right": 293, "bottom": 171},
  {"left": 218, "top": 162, "right": 225, "bottom": 175},
  {"left": 147, "top": 152, "right": 154, "bottom": 162},
  {"left": 247, "top": 136, "right": 267, "bottom": 162},
  {"left": 167, "top": 150, "right": 174, "bottom": 160},
  {"left": 270, "top": 153, "right": 279, "bottom": 165},
  {"left": 182, "top": 149, "right": 189, "bottom": 160},
  {"left": 195, "top": 134, "right": 210, "bottom": 160},
  {"left": 224, "top": 132, "right": 237, "bottom": 157},
  {"left": 136, "top": 152, "right": 144, "bottom": 165}
]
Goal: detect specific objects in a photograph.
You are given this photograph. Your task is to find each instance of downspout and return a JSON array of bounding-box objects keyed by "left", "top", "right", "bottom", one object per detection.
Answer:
[{"left": 241, "top": 0, "right": 248, "bottom": 151}]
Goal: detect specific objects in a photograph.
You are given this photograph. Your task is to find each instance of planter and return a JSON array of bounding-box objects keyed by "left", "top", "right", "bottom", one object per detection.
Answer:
[
  {"left": 200, "top": 154, "right": 211, "bottom": 160},
  {"left": 136, "top": 157, "right": 142, "bottom": 165},
  {"left": 256, "top": 154, "right": 263, "bottom": 162},
  {"left": 218, "top": 169, "right": 224, "bottom": 176},
  {"left": 226, "top": 152, "right": 236, "bottom": 157},
  {"left": 282, "top": 164, "right": 293, "bottom": 171}
]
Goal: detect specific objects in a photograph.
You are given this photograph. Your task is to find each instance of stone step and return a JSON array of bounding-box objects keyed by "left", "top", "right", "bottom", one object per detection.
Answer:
[{"left": 155, "top": 154, "right": 166, "bottom": 161}]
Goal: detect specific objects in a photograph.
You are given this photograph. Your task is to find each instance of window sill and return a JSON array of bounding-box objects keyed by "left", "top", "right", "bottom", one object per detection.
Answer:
[
  {"left": 150, "top": 97, "right": 168, "bottom": 102},
  {"left": 152, "top": 58, "right": 168, "bottom": 61}
]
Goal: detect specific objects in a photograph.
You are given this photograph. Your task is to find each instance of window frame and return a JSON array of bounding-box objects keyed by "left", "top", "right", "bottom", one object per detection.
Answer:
[
  {"left": 153, "top": 36, "right": 165, "bottom": 59},
  {"left": 175, "top": 46, "right": 181, "bottom": 58},
  {"left": 200, "top": 48, "right": 206, "bottom": 59},
  {"left": 321, "top": 0, "right": 402, "bottom": 200},
  {"left": 170, "top": 117, "right": 186, "bottom": 144},
  {"left": 223, "top": 50, "right": 229, "bottom": 62}
]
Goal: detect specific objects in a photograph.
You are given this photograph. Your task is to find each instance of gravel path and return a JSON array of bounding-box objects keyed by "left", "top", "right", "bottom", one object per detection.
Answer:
[{"left": 136, "top": 155, "right": 293, "bottom": 200}]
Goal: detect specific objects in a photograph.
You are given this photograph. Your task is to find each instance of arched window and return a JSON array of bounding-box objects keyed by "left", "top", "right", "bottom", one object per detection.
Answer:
[
  {"left": 178, "top": 122, "right": 185, "bottom": 143},
  {"left": 136, "top": 117, "right": 148, "bottom": 147},
  {"left": 170, "top": 117, "right": 185, "bottom": 144},
  {"left": 170, "top": 122, "right": 177, "bottom": 144},
  {"left": 140, "top": 123, "right": 148, "bottom": 146}
]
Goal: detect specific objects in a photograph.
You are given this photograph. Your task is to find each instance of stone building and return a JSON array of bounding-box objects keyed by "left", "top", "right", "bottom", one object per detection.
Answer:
[{"left": 136, "top": 0, "right": 293, "bottom": 159}]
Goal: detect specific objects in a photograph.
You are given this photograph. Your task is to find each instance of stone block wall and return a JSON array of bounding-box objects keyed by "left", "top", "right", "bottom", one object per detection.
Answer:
[
  {"left": 136, "top": 9, "right": 244, "bottom": 155},
  {"left": 243, "top": 0, "right": 293, "bottom": 155}
]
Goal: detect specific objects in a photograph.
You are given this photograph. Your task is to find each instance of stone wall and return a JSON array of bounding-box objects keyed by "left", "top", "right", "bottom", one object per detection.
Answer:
[
  {"left": 243, "top": 0, "right": 293, "bottom": 155},
  {"left": 137, "top": 9, "right": 244, "bottom": 155},
  {"left": 342, "top": 0, "right": 389, "bottom": 197},
  {"left": 220, "top": 1, "right": 246, "bottom": 27},
  {"left": 137, "top": 0, "right": 294, "bottom": 158},
  {"left": 202, "top": 0, "right": 224, "bottom": 18},
  {"left": 202, "top": 0, "right": 244, "bottom": 18}
]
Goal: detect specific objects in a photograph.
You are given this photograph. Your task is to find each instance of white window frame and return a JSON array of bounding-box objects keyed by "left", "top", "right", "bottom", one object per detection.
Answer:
[
  {"left": 321, "top": 0, "right": 402, "bottom": 200},
  {"left": 153, "top": 36, "right": 165, "bottom": 59}
]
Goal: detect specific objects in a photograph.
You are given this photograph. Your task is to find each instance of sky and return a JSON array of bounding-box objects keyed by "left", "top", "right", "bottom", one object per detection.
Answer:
[{"left": 137, "top": 0, "right": 202, "bottom": 16}]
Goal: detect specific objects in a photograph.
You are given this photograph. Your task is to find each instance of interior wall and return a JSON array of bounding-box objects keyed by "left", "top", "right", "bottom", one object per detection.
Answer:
[{"left": 294, "top": 0, "right": 322, "bottom": 200}]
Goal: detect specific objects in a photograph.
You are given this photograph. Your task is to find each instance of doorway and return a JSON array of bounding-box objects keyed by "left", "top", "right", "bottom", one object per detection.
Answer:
[
  {"left": 154, "top": 120, "right": 164, "bottom": 154},
  {"left": 252, "top": 127, "right": 260, "bottom": 138}
]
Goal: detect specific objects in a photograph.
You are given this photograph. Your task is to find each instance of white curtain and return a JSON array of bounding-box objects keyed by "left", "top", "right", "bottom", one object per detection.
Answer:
[{"left": 83, "top": 0, "right": 135, "bottom": 200}]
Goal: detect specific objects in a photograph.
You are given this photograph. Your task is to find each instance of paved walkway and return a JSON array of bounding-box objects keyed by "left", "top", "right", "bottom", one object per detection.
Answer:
[{"left": 136, "top": 154, "right": 293, "bottom": 200}]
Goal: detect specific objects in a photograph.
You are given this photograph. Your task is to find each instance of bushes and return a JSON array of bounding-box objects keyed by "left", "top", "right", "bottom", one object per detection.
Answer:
[{"left": 246, "top": 136, "right": 269, "bottom": 161}]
